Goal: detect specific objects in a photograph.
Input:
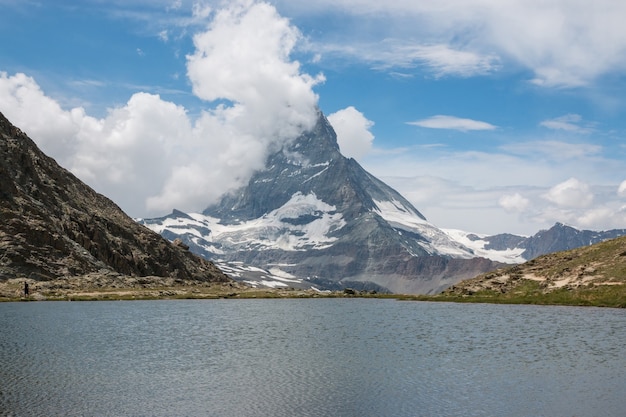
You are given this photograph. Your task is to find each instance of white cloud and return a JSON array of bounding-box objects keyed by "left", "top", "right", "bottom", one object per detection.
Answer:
[
  {"left": 288, "top": 0, "right": 626, "bottom": 87},
  {"left": 575, "top": 207, "right": 620, "bottom": 229},
  {"left": 407, "top": 115, "right": 496, "bottom": 131},
  {"left": 499, "top": 193, "right": 530, "bottom": 213},
  {"left": 540, "top": 114, "right": 593, "bottom": 134},
  {"left": 0, "top": 1, "right": 323, "bottom": 217},
  {"left": 0, "top": 72, "right": 82, "bottom": 161},
  {"left": 186, "top": 1, "right": 324, "bottom": 141},
  {"left": 327, "top": 106, "right": 374, "bottom": 160},
  {"left": 619, "top": 180, "right": 626, "bottom": 197},
  {"left": 501, "top": 140, "right": 602, "bottom": 161},
  {"left": 317, "top": 41, "right": 500, "bottom": 78},
  {"left": 191, "top": 2, "right": 212, "bottom": 20},
  {"left": 543, "top": 178, "right": 594, "bottom": 208},
  {"left": 360, "top": 138, "right": 626, "bottom": 234},
  {"left": 167, "top": 0, "right": 182, "bottom": 12}
]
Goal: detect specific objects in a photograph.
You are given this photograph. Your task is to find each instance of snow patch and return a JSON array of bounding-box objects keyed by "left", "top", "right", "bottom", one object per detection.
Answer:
[
  {"left": 443, "top": 229, "right": 525, "bottom": 264},
  {"left": 373, "top": 199, "right": 428, "bottom": 228},
  {"left": 372, "top": 199, "right": 475, "bottom": 258},
  {"left": 142, "top": 192, "right": 346, "bottom": 255}
]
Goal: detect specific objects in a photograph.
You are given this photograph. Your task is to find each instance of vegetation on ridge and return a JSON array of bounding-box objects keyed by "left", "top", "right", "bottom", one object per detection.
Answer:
[{"left": 428, "top": 234, "right": 626, "bottom": 308}]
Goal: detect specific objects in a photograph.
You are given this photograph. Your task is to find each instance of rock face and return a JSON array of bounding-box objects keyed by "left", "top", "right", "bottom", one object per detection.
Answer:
[
  {"left": 516, "top": 223, "right": 626, "bottom": 260},
  {"left": 452, "top": 223, "right": 626, "bottom": 264},
  {"left": 142, "top": 112, "right": 501, "bottom": 294},
  {"left": 0, "top": 112, "right": 228, "bottom": 283}
]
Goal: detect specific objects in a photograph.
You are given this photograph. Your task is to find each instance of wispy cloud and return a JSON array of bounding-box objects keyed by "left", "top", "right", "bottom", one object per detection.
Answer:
[
  {"left": 68, "top": 79, "right": 107, "bottom": 88},
  {"left": 288, "top": 0, "right": 626, "bottom": 88},
  {"left": 315, "top": 41, "right": 500, "bottom": 78},
  {"left": 407, "top": 115, "right": 497, "bottom": 131},
  {"left": 539, "top": 114, "right": 594, "bottom": 134},
  {"left": 501, "top": 140, "right": 602, "bottom": 160}
]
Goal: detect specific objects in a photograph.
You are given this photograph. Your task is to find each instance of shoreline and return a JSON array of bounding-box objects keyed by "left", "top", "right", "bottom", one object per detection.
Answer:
[{"left": 1, "top": 276, "right": 624, "bottom": 308}]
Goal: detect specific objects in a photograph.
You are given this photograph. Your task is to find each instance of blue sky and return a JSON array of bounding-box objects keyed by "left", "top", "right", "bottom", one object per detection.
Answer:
[{"left": 2, "top": 0, "right": 626, "bottom": 235}]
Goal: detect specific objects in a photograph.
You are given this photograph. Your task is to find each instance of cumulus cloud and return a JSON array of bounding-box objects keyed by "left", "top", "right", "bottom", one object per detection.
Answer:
[
  {"left": 327, "top": 106, "right": 374, "bottom": 160},
  {"left": 186, "top": 1, "right": 323, "bottom": 139},
  {"left": 407, "top": 115, "right": 496, "bottom": 131},
  {"left": 543, "top": 178, "right": 594, "bottom": 208},
  {"left": 361, "top": 138, "right": 626, "bottom": 234},
  {"left": 0, "top": 1, "right": 323, "bottom": 217},
  {"left": 0, "top": 72, "right": 82, "bottom": 162},
  {"left": 499, "top": 193, "right": 530, "bottom": 213}
]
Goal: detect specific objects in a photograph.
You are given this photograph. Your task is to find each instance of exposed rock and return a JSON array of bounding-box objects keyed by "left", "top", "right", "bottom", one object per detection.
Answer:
[
  {"left": 484, "top": 222, "right": 626, "bottom": 260},
  {"left": 0, "top": 112, "right": 229, "bottom": 283},
  {"left": 444, "top": 235, "right": 626, "bottom": 296}
]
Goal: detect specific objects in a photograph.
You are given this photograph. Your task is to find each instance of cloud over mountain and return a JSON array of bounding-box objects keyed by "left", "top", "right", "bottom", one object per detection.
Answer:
[
  {"left": 328, "top": 106, "right": 374, "bottom": 160},
  {"left": 0, "top": 1, "right": 323, "bottom": 217}
]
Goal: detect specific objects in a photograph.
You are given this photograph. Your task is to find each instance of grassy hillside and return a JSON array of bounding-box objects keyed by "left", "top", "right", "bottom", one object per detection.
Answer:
[{"left": 430, "top": 235, "right": 626, "bottom": 307}]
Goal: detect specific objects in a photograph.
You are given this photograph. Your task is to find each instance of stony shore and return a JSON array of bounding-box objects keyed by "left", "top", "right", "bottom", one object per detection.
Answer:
[
  {"left": 2, "top": 273, "right": 624, "bottom": 307},
  {"left": 0, "top": 273, "right": 359, "bottom": 302}
]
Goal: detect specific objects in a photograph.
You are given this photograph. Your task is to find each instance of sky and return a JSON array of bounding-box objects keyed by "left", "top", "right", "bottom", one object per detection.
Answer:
[{"left": 1, "top": 0, "right": 626, "bottom": 236}]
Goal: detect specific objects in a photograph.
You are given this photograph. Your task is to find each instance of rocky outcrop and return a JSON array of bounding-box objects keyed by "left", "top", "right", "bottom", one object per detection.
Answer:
[
  {"left": 0, "top": 112, "right": 229, "bottom": 283},
  {"left": 445, "top": 235, "right": 626, "bottom": 296}
]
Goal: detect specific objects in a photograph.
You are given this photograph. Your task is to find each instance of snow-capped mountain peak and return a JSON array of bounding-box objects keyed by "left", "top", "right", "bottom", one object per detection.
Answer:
[{"left": 141, "top": 112, "right": 501, "bottom": 294}]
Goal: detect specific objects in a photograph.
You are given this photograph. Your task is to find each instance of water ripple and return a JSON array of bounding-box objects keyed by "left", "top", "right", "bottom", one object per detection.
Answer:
[{"left": 1, "top": 300, "right": 624, "bottom": 416}]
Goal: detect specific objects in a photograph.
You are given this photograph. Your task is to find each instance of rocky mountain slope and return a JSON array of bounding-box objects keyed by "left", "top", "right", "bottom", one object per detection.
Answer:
[
  {"left": 0, "top": 112, "right": 228, "bottom": 284},
  {"left": 141, "top": 112, "right": 501, "bottom": 294},
  {"left": 447, "top": 222, "right": 626, "bottom": 264},
  {"left": 443, "top": 234, "right": 626, "bottom": 306}
]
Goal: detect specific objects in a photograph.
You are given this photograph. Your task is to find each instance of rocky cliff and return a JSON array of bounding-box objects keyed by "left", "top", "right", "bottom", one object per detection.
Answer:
[{"left": 0, "top": 112, "right": 228, "bottom": 283}]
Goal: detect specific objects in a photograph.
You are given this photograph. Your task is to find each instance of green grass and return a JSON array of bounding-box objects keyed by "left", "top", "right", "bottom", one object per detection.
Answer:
[{"left": 397, "top": 280, "right": 626, "bottom": 308}]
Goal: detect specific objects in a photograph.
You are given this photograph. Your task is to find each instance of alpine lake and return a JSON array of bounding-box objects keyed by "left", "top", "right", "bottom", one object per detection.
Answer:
[{"left": 1, "top": 298, "right": 624, "bottom": 417}]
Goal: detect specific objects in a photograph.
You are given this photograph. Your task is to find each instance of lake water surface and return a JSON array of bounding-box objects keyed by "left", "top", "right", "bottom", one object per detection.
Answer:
[{"left": 1, "top": 299, "right": 624, "bottom": 417}]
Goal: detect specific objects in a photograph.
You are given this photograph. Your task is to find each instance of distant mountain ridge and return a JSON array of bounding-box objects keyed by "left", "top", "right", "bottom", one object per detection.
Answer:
[
  {"left": 142, "top": 112, "right": 501, "bottom": 294},
  {"left": 0, "top": 112, "right": 228, "bottom": 283},
  {"left": 447, "top": 222, "right": 626, "bottom": 264}
]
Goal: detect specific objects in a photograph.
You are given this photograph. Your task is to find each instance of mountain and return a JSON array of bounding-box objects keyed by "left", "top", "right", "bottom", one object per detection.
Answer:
[
  {"left": 0, "top": 112, "right": 228, "bottom": 284},
  {"left": 443, "top": 234, "right": 626, "bottom": 307},
  {"left": 141, "top": 112, "right": 500, "bottom": 294},
  {"left": 446, "top": 222, "right": 626, "bottom": 264}
]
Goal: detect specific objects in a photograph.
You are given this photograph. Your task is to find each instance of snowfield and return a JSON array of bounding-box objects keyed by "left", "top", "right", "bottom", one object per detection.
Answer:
[
  {"left": 443, "top": 229, "right": 526, "bottom": 264},
  {"left": 373, "top": 199, "right": 477, "bottom": 258}
]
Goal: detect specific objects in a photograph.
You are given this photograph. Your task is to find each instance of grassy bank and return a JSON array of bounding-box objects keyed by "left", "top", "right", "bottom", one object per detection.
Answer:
[
  {"left": 2, "top": 274, "right": 624, "bottom": 307},
  {"left": 396, "top": 280, "right": 626, "bottom": 308}
]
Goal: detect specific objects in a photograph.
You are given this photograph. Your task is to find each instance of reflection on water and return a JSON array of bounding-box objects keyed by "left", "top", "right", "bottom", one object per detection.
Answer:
[{"left": 1, "top": 299, "right": 625, "bottom": 417}]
